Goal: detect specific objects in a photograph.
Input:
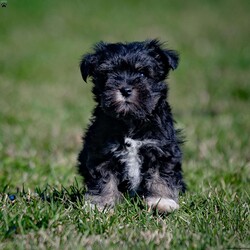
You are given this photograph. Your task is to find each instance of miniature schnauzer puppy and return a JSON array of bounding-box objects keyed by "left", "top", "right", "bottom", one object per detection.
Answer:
[{"left": 77, "top": 39, "right": 185, "bottom": 213}]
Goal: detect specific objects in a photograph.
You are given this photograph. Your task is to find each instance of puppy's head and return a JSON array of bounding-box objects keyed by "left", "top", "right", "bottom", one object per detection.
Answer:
[{"left": 80, "top": 39, "right": 179, "bottom": 121}]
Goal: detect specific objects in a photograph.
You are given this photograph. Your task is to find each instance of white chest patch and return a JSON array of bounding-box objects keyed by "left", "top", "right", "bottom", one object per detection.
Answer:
[
  {"left": 119, "top": 138, "right": 158, "bottom": 191},
  {"left": 112, "top": 138, "right": 158, "bottom": 191},
  {"left": 124, "top": 138, "right": 142, "bottom": 190}
]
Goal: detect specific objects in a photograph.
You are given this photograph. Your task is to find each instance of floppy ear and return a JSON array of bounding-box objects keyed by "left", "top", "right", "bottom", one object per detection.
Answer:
[
  {"left": 79, "top": 53, "right": 98, "bottom": 82},
  {"left": 145, "top": 39, "right": 180, "bottom": 71},
  {"left": 80, "top": 41, "right": 107, "bottom": 82},
  {"left": 163, "top": 49, "right": 179, "bottom": 70}
]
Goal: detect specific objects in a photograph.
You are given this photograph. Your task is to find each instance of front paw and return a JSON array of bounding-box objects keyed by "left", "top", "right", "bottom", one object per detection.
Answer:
[
  {"left": 84, "top": 192, "right": 122, "bottom": 211},
  {"left": 145, "top": 197, "right": 179, "bottom": 213}
]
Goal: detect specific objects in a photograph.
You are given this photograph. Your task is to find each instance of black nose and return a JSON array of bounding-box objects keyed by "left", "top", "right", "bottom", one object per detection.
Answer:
[{"left": 120, "top": 87, "right": 132, "bottom": 97}]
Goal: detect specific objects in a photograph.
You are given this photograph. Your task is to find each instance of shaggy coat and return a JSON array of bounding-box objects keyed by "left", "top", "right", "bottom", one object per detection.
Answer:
[{"left": 77, "top": 40, "right": 185, "bottom": 213}]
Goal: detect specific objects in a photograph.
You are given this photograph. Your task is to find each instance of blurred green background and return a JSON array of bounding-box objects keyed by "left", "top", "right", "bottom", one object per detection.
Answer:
[
  {"left": 0, "top": 1, "right": 249, "bottom": 249},
  {"left": 0, "top": 0, "right": 249, "bottom": 194}
]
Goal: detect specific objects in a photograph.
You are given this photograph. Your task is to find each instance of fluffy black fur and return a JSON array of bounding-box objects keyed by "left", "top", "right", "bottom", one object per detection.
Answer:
[{"left": 77, "top": 39, "right": 185, "bottom": 213}]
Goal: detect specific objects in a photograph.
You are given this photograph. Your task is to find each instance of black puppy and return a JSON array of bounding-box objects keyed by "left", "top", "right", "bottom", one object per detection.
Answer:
[{"left": 77, "top": 39, "right": 185, "bottom": 213}]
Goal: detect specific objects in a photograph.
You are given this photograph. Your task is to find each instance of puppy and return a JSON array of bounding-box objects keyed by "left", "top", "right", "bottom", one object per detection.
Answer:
[{"left": 77, "top": 39, "right": 185, "bottom": 213}]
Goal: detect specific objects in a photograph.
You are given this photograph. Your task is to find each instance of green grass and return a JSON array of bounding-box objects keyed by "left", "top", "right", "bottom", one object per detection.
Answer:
[{"left": 0, "top": 0, "right": 249, "bottom": 249}]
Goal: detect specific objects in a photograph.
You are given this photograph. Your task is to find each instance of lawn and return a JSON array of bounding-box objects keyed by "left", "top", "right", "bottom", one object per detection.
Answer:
[{"left": 0, "top": 0, "right": 249, "bottom": 249}]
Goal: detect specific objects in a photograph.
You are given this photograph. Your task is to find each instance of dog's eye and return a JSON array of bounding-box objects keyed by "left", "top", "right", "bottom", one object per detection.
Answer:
[{"left": 138, "top": 69, "right": 148, "bottom": 78}]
